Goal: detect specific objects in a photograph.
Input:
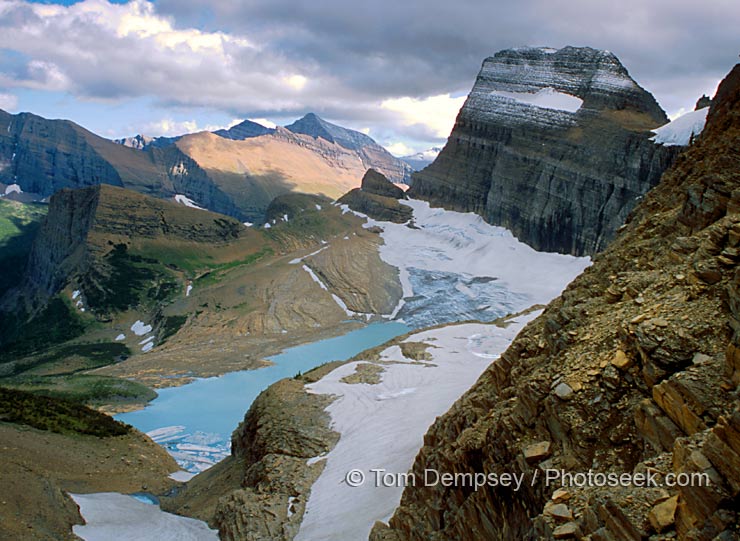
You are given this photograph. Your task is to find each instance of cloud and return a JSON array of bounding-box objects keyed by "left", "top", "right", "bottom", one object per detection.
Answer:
[
  {"left": 0, "top": 0, "right": 738, "bottom": 148},
  {"left": 248, "top": 117, "right": 277, "bottom": 129},
  {"left": 384, "top": 141, "right": 416, "bottom": 157},
  {"left": 138, "top": 117, "right": 242, "bottom": 137},
  {"left": 0, "top": 92, "right": 18, "bottom": 111},
  {"left": 381, "top": 94, "right": 466, "bottom": 139}
]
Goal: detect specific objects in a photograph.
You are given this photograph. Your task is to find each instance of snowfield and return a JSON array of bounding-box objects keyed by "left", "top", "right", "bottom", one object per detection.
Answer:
[
  {"left": 366, "top": 199, "right": 590, "bottom": 321},
  {"left": 296, "top": 313, "right": 541, "bottom": 541},
  {"left": 651, "top": 107, "right": 708, "bottom": 146},
  {"left": 70, "top": 493, "right": 218, "bottom": 541}
]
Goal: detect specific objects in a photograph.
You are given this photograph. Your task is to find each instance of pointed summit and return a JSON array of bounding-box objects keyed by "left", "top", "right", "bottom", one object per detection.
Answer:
[
  {"left": 213, "top": 119, "right": 274, "bottom": 140},
  {"left": 284, "top": 113, "right": 376, "bottom": 151}
]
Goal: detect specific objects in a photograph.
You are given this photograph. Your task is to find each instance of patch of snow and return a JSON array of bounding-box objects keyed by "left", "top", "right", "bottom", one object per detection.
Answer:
[
  {"left": 289, "top": 245, "right": 328, "bottom": 265},
  {"left": 3, "top": 183, "right": 21, "bottom": 195},
  {"left": 173, "top": 194, "right": 204, "bottom": 210},
  {"left": 287, "top": 496, "right": 297, "bottom": 518},
  {"left": 651, "top": 107, "right": 708, "bottom": 146},
  {"left": 169, "top": 471, "right": 197, "bottom": 483},
  {"left": 243, "top": 221, "right": 253, "bottom": 227},
  {"left": 139, "top": 336, "right": 155, "bottom": 346},
  {"left": 72, "top": 290, "right": 81, "bottom": 300},
  {"left": 131, "top": 320, "right": 152, "bottom": 336},
  {"left": 315, "top": 204, "right": 322, "bottom": 210},
  {"left": 283, "top": 213, "right": 289, "bottom": 222},
  {"left": 296, "top": 313, "right": 540, "bottom": 541},
  {"left": 343, "top": 236, "right": 349, "bottom": 240},
  {"left": 264, "top": 222, "right": 271, "bottom": 229},
  {"left": 490, "top": 87, "right": 583, "bottom": 112},
  {"left": 186, "top": 283, "right": 193, "bottom": 297},
  {"left": 115, "top": 334, "right": 126, "bottom": 341},
  {"left": 70, "top": 493, "right": 218, "bottom": 541},
  {"left": 307, "top": 453, "right": 327, "bottom": 466},
  {"left": 142, "top": 341, "right": 154, "bottom": 353},
  {"left": 302, "top": 264, "right": 328, "bottom": 291}
]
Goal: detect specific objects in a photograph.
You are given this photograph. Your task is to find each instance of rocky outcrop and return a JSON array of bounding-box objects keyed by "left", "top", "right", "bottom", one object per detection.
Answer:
[
  {"left": 286, "top": 113, "right": 413, "bottom": 184},
  {"left": 376, "top": 63, "right": 740, "bottom": 541},
  {"left": 338, "top": 169, "right": 412, "bottom": 223},
  {"left": 409, "top": 46, "right": 680, "bottom": 256},
  {"left": 163, "top": 373, "right": 340, "bottom": 541}
]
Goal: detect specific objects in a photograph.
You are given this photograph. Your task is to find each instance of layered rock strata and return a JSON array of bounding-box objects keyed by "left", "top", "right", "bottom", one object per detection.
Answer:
[{"left": 409, "top": 46, "right": 680, "bottom": 256}]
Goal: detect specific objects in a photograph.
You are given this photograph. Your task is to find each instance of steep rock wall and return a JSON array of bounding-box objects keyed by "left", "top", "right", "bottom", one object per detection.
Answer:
[{"left": 410, "top": 46, "right": 680, "bottom": 256}]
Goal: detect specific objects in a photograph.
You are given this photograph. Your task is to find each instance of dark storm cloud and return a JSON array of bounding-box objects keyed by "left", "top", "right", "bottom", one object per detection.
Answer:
[
  {"left": 158, "top": 0, "right": 740, "bottom": 113},
  {"left": 0, "top": 0, "right": 738, "bottom": 149}
]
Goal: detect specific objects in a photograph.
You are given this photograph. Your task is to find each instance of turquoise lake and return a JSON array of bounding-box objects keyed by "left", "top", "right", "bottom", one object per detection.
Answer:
[{"left": 116, "top": 322, "right": 410, "bottom": 471}]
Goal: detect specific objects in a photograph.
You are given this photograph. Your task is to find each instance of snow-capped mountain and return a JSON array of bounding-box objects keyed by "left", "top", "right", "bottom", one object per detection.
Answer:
[{"left": 400, "top": 147, "right": 442, "bottom": 170}]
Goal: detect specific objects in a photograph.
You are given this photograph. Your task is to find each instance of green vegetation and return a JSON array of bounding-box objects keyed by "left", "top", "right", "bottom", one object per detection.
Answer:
[
  {"left": 0, "top": 296, "right": 87, "bottom": 362},
  {"left": 82, "top": 243, "right": 179, "bottom": 313},
  {"left": 2, "top": 374, "right": 155, "bottom": 406},
  {"left": 4, "top": 341, "right": 131, "bottom": 378},
  {"left": 0, "top": 386, "right": 131, "bottom": 437},
  {"left": 0, "top": 200, "right": 47, "bottom": 297},
  {"left": 159, "top": 314, "right": 187, "bottom": 341},
  {"left": 194, "top": 246, "right": 273, "bottom": 286}
]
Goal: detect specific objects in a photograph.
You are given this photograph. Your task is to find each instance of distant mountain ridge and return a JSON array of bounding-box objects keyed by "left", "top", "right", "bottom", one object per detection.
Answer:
[
  {"left": 116, "top": 113, "right": 413, "bottom": 184},
  {"left": 213, "top": 119, "right": 275, "bottom": 140},
  {"left": 0, "top": 109, "right": 409, "bottom": 221},
  {"left": 401, "top": 147, "right": 442, "bottom": 170}
]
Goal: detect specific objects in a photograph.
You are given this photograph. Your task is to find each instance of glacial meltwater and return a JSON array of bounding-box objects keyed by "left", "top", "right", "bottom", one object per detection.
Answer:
[{"left": 116, "top": 321, "right": 410, "bottom": 472}]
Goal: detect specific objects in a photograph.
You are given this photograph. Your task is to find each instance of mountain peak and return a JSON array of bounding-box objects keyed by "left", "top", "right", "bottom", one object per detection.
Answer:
[
  {"left": 213, "top": 119, "right": 274, "bottom": 141},
  {"left": 285, "top": 113, "right": 376, "bottom": 151}
]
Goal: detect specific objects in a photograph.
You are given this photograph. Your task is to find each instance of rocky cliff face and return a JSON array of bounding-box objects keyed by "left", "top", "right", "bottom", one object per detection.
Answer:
[
  {"left": 409, "top": 46, "right": 680, "bottom": 256},
  {"left": 7, "top": 184, "right": 245, "bottom": 313},
  {"left": 375, "top": 63, "right": 740, "bottom": 541}
]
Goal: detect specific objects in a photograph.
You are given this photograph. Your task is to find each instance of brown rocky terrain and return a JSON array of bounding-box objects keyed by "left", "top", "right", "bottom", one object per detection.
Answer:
[
  {"left": 338, "top": 169, "right": 413, "bottom": 223},
  {"left": 409, "top": 46, "right": 680, "bottom": 256},
  {"left": 0, "top": 422, "right": 178, "bottom": 540},
  {"left": 374, "top": 64, "right": 740, "bottom": 540}
]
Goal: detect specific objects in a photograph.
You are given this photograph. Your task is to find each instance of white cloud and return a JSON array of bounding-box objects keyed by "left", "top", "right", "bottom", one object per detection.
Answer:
[
  {"left": 137, "top": 117, "right": 243, "bottom": 137},
  {"left": 384, "top": 141, "right": 415, "bottom": 157},
  {"left": 0, "top": 0, "right": 315, "bottom": 112},
  {"left": 0, "top": 92, "right": 18, "bottom": 111},
  {"left": 381, "top": 94, "right": 465, "bottom": 139},
  {"left": 248, "top": 117, "right": 277, "bottom": 129},
  {"left": 284, "top": 74, "right": 308, "bottom": 90}
]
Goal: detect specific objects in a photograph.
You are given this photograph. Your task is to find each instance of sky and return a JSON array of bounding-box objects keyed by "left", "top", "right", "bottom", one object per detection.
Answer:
[{"left": 0, "top": 0, "right": 738, "bottom": 156}]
